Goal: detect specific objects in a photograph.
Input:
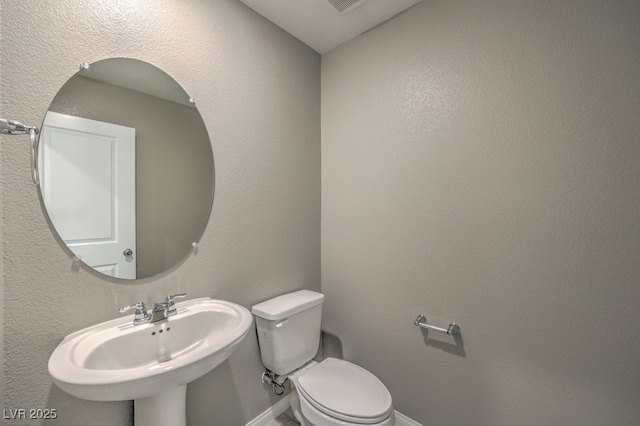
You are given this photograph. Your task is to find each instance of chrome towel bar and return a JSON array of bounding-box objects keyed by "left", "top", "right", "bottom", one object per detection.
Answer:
[
  {"left": 414, "top": 314, "right": 460, "bottom": 336},
  {"left": 0, "top": 118, "right": 40, "bottom": 185}
]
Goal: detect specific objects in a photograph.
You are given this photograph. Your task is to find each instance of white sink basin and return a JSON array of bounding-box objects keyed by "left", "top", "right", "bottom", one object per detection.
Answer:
[{"left": 48, "top": 298, "right": 252, "bottom": 406}]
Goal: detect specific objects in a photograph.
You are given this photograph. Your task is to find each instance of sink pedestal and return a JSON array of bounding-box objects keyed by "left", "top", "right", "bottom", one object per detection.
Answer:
[{"left": 134, "top": 385, "right": 187, "bottom": 426}]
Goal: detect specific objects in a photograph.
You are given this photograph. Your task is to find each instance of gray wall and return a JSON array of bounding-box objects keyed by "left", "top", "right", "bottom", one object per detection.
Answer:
[
  {"left": 5, "top": 0, "right": 640, "bottom": 425},
  {"left": 48, "top": 76, "right": 214, "bottom": 279},
  {"left": 1, "top": 2, "right": 5, "bottom": 421},
  {"left": 1, "top": 0, "right": 320, "bottom": 425},
  {"left": 322, "top": 0, "right": 640, "bottom": 425}
]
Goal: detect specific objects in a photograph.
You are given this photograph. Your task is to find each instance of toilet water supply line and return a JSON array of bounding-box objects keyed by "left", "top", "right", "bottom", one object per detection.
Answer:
[
  {"left": 262, "top": 369, "right": 287, "bottom": 395},
  {"left": 0, "top": 118, "right": 40, "bottom": 185}
]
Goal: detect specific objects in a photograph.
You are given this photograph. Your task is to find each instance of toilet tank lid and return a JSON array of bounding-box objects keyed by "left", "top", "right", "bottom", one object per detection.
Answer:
[{"left": 252, "top": 290, "right": 324, "bottom": 320}]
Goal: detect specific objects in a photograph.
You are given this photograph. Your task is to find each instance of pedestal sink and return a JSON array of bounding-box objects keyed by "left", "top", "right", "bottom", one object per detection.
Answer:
[{"left": 48, "top": 298, "right": 253, "bottom": 426}]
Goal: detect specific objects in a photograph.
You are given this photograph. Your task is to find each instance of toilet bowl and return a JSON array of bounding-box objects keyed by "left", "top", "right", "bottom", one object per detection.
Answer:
[
  {"left": 251, "top": 290, "right": 395, "bottom": 426},
  {"left": 289, "top": 358, "right": 395, "bottom": 426}
]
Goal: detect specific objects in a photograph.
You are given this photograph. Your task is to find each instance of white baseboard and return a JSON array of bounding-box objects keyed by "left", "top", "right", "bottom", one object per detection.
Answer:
[
  {"left": 246, "top": 394, "right": 291, "bottom": 426},
  {"left": 245, "top": 395, "right": 422, "bottom": 426},
  {"left": 394, "top": 410, "right": 423, "bottom": 426}
]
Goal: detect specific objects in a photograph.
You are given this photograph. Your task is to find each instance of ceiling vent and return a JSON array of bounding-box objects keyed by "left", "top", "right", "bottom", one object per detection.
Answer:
[
  {"left": 326, "top": 0, "right": 369, "bottom": 14},
  {"left": 239, "top": 0, "right": 422, "bottom": 54}
]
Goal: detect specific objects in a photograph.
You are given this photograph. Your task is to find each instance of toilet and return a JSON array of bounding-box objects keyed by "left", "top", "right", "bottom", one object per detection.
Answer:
[{"left": 252, "top": 290, "right": 395, "bottom": 426}]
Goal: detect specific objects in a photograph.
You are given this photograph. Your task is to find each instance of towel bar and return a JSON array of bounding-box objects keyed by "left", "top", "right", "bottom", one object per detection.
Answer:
[{"left": 414, "top": 314, "right": 460, "bottom": 336}]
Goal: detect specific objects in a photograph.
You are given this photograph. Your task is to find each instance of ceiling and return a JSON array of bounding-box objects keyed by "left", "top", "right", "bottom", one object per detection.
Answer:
[{"left": 239, "top": 0, "right": 423, "bottom": 54}]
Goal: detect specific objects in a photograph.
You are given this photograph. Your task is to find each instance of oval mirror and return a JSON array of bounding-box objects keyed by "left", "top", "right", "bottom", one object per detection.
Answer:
[{"left": 39, "top": 58, "right": 214, "bottom": 280}]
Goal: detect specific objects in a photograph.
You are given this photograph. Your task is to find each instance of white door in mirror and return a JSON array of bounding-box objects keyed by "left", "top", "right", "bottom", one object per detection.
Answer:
[{"left": 41, "top": 111, "right": 136, "bottom": 278}]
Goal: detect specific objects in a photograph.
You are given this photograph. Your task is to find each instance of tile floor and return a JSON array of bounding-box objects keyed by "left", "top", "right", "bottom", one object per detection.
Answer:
[{"left": 266, "top": 408, "right": 300, "bottom": 426}]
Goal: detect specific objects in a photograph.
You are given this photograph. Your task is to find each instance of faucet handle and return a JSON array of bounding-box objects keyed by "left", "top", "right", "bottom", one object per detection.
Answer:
[
  {"left": 165, "top": 293, "right": 187, "bottom": 316},
  {"left": 119, "top": 302, "right": 149, "bottom": 325},
  {"left": 165, "top": 293, "right": 187, "bottom": 303}
]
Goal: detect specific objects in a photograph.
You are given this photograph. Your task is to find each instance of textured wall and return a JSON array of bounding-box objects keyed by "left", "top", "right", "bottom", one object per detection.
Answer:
[
  {"left": 322, "top": 0, "right": 640, "bottom": 425},
  {"left": 1, "top": 2, "right": 5, "bottom": 422},
  {"left": 0, "top": 157, "right": 4, "bottom": 426},
  {"left": 1, "top": 0, "right": 320, "bottom": 425}
]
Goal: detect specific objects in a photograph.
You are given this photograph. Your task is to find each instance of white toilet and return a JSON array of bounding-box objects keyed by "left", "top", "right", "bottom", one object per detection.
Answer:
[{"left": 252, "top": 290, "right": 395, "bottom": 426}]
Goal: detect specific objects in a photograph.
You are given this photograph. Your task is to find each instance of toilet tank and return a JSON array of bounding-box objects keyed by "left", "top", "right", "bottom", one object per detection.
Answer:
[{"left": 252, "top": 290, "right": 324, "bottom": 376}]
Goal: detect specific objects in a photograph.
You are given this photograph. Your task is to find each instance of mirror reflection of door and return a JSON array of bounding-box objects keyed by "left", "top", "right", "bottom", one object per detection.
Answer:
[{"left": 40, "top": 112, "right": 136, "bottom": 279}]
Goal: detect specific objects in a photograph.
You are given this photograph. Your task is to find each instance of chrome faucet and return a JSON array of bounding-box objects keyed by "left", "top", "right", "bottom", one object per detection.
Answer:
[
  {"left": 118, "top": 302, "right": 149, "bottom": 326},
  {"left": 120, "top": 293, "right": 187, "bottom": 325},
  {"left": 149, "top": 293, "right": 187, "bottom": 322}
]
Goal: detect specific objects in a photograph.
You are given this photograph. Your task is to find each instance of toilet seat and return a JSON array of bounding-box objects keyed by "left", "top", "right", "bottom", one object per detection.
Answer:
[{"left": 295, "top": 358, "right": 393, "bottom": 424}]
